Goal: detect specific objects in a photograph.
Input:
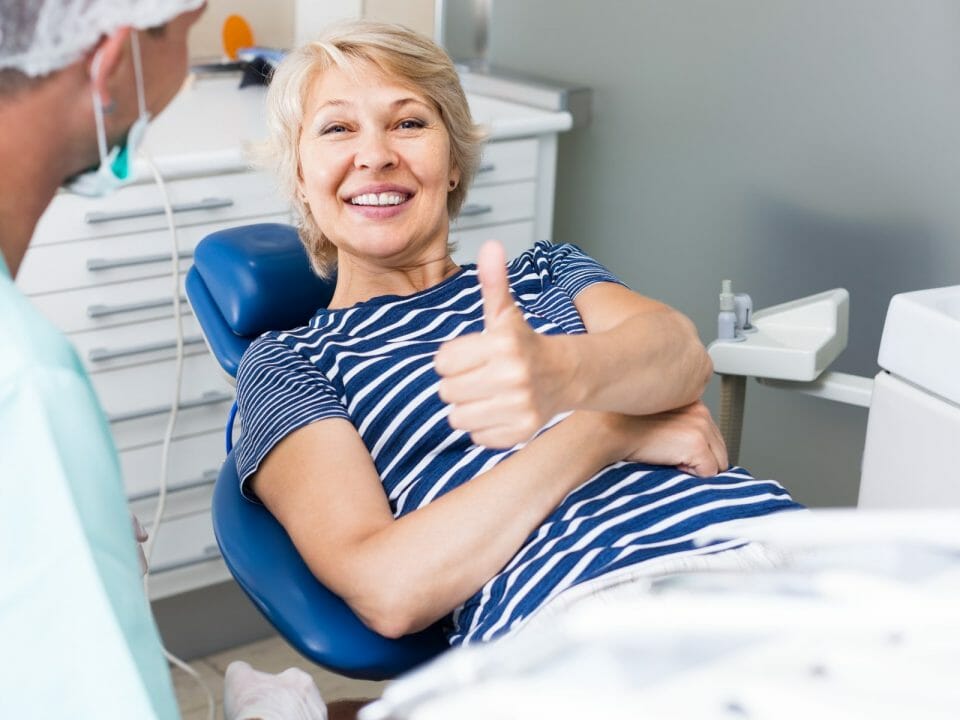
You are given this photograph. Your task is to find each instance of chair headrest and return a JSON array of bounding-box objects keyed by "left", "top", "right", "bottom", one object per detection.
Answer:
[{"left": 192, "top": 223, "right": 335, "bottom": 337}]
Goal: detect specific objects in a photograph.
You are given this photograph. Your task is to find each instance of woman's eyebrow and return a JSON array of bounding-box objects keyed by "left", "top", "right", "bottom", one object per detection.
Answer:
[
  {"left": 315, "top": 98, "right": 350, "bottom": 112},
  {"left": 392, "top": 97, "right": 431, "bottom": 111}
]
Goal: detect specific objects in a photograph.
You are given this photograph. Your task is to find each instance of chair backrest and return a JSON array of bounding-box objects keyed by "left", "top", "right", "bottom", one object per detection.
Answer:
[
  {"left": 186, "top": 222, "right": 335, "bottom": 378},
  {"left": 186, "top": 223, "right": 448, "bottom": 679}
]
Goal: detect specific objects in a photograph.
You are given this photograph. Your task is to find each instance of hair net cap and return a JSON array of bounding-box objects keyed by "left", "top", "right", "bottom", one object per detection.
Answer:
[{"left": 0, "top": 0, "right": 206, "bottom": 78}]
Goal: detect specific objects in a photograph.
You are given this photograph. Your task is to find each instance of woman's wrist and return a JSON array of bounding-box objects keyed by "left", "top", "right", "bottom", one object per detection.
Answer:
[
  {"left": 546, "top": 334, "right": 589, "bottom": 412},
  {"left": 563, "top": 410, "right": 631, "bottom": 468}
]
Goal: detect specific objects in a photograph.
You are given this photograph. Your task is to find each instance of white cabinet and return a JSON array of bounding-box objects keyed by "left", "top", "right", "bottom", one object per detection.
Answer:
[
  {"left": 21, "top": 166, "right": 290, "bottom": 599},
  {"left": 18, "top": 73, "right": 572, "bottom": 600}
]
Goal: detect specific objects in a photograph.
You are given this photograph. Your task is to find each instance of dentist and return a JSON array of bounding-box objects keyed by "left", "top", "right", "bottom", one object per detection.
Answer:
[{"left": 0, "top": 2, "right": 205, "bottom": 718}]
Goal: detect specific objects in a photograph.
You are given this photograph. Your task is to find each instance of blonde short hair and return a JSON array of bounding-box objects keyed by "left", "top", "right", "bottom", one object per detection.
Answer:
[{"left": 255, "top": 20, "right": 486, "bottom": 278}]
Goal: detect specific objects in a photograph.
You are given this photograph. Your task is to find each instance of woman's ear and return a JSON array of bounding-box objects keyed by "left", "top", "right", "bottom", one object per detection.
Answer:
[
  {"left": 449, "top": 167, "right": 461, "bottom": 191},
  {"left": 86, "top": 27, "right": 132, "bottom": 107},
  {"left": 295, "top": 169, "right": 308, "bottom": 205}
]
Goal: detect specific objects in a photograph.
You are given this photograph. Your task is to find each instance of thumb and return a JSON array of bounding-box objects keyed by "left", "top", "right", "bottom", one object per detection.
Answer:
[{"left": 477, "top": 240, "right": 513, "bottom": 327}]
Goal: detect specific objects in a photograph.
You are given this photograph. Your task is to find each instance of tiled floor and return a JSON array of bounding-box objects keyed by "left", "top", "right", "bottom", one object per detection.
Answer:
[{"left": 171, "top": 634, "right": 388, "bottom": 720}]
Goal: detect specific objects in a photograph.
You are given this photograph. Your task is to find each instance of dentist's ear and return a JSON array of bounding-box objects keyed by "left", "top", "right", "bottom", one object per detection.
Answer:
[{"left": 86, "top": 27, "right": 132, "bottom": 109}]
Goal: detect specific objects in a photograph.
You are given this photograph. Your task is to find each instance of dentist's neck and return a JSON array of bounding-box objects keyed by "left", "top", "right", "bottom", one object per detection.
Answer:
[{"left": 0, "top": 64, "right": 96, "bottom": 277}]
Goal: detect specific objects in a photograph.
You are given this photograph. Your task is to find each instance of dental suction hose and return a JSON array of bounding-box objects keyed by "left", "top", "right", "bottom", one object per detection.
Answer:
[
  {"left": 715, "top": 280, "right": 747, "bottom": 467},
  {"left": 719, "top": 373, "right": 745, "bottom": 468}
]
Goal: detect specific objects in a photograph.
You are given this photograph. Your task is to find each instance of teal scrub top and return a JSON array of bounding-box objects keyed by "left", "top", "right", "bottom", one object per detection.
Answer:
[{"left": 0, "top": 254, "right": 180, "bottom": 719}]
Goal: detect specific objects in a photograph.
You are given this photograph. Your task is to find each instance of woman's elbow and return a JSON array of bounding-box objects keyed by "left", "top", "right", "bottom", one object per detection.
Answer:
[
  {"left": 349, "top": 583, "right": 432, "bottom": 640},
  {"left": 359, "top": 601, "right": 416, "bottom": 639},
  {"left": 677, "top": 315, "right": 713, "bottom": 397},
  {"left": 695, "top": 347, "right": 714, "bottom": 393}
]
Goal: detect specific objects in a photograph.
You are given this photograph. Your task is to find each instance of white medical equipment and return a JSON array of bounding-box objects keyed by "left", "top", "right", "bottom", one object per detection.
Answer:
[
  {"left": 357, "top": 284, "right": 960, "bottom": 719},
  {"left": 709, "top": 282, "right": 960, "bottom": 508},
  {"left": 359, "top": 508, "right": 960, "bottom": 720}
]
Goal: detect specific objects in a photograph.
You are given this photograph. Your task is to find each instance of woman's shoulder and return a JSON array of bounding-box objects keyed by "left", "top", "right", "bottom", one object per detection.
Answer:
[
  {"left": 507, "top": 241, "right": 624, "bottom": 299},
  {"left": 238, "top": 318, "right": 332, "bottom": 376},
  {"left": 507, "top": 241, "right": 604, "bottom": 282},
  {"left": 509, "top": 241, "right": 596, "bottom": 271}
]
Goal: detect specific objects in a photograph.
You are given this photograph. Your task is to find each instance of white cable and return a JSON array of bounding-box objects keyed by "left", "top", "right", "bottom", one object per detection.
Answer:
[
  {"left": 165, "top": 648, "right": 217, "bottom": 720},
  {"left": 139, "top": 148, "right": 216, "bottom": 720},
  {"left": 140, "top": 151, "right": 183, "bottom": 568}
]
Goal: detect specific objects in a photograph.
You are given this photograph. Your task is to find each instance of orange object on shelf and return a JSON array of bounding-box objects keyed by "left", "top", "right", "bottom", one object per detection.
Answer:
[{"left": 222, "top": 14, "right": 254, "bottom": 61}]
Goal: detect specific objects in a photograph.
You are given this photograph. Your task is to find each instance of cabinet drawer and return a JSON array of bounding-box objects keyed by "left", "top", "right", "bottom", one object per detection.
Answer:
[
  {"left": 18, "top": 213, "right": 289, "bottom": 295},
  {"left": 451, "top": 221, "right": 536, "bottom": 264},
  {"left": 30, "top": 274, "right": 190, "bottom": 334},
  {"left": 120, "top": 430, "right": 226, "bottom": 504},
  {"left": 131, "top": 483, "right": 216, "bottom": 533},
  {"left": 121, "top": 429, "right": 224, "bottom": 500},
  {"left": 452, "top": 181, "right": 536, "bottom": 232},
  {"left": 90, "top": 352, "right": 234, "bottom": 450},
  {"left": 474, "top": 138, "right": 538, "bottom": 187},
  {"left": 33, "top": 171, "right": 288, "bottom": 246},
  {"left": 146, "top": 510, "right": 220, "bottom": 576},
  {"left": 73, "top": 313, "right": 206, "bottom": 373}
]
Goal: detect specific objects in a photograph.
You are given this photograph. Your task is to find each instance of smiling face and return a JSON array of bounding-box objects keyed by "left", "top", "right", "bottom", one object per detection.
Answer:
[{"left": 297, "top": 63, "right": 460, "bottom": 272}]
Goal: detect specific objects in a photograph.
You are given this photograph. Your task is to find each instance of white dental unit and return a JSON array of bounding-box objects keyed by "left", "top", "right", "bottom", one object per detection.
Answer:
[
  {"left": 859, "top": 285, "right": 960, "bottom": 507},
  {"left": 708, "top": 281, "right": 960, "bottom": 508}
]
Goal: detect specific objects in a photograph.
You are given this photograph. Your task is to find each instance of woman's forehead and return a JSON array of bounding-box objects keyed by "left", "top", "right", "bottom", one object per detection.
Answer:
[{"left": 304, "top": 61, "right": 434, "bottom": 114}]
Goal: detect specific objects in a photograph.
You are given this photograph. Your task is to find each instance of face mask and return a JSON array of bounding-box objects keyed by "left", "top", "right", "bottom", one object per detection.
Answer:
[{"left": 66, "top": 33, "right": 151, "bottom": 197}]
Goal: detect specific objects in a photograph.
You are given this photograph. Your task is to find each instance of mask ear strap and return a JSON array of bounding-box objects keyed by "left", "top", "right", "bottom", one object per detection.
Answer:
[
  {"left": 89, "top": 49, "right": 110, "bottom": 164},
  {"left": 130, "top": 31, "right": 148, "bottom": 118}
]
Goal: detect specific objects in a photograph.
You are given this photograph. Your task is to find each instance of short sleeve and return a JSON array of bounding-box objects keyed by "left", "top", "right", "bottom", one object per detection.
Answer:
[
  {"left": 533, "top": 241, "right": 627, "bottom": 298},
  {"left": 235, "top": 334, "right": 351, "bottom": 500}
]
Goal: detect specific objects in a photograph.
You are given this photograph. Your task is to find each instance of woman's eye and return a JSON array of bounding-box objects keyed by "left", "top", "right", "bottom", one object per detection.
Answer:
[
  {"left": 321, "top": 124, "right": 348, "bottom": 135},
  {"left": 398, "top": 118, "right": 425, "bottom": 130}
]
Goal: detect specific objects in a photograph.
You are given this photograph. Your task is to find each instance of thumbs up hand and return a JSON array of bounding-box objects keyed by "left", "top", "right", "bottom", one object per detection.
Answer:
[{"left": 435, "top": 241, "right": 573, "bottom": 448}]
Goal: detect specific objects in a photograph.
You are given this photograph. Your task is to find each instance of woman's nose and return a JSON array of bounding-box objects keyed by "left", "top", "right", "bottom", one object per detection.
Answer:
[{"left": 354, "top": 131, "right": 398, "bottom": 171}]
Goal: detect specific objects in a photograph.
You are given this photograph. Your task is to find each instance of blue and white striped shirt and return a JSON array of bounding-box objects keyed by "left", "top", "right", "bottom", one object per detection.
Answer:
[{"left": 235, "top": 241, "right": 801, "bottom": 645}]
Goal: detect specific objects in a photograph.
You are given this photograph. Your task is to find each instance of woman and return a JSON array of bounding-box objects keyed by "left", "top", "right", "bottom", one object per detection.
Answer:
[{"left": 236, "top": 20, "right": 801, "bottom": 648}]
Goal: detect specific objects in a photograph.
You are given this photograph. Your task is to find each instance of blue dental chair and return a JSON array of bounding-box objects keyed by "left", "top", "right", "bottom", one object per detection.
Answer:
[{"left": 185, "top": 223, "right": 449, "bottom": 680}]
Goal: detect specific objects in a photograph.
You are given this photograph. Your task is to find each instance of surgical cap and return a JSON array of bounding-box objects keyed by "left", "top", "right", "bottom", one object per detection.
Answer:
[{"left": 0, "top": 0, "right": 206, "bottom": 78}]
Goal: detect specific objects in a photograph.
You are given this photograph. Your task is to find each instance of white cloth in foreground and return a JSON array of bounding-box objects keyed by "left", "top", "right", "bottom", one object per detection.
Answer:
[{"left": 360, "top": 509, "right": 960, "bottom": 720}]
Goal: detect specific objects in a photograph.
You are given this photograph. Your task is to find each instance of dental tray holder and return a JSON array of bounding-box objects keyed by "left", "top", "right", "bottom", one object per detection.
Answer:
[
  {"left": 709, "top": 288, "right": 850, "bottom": 382},
  {"left": 707, "top": 289, "right": 867, "bottom": 465}
]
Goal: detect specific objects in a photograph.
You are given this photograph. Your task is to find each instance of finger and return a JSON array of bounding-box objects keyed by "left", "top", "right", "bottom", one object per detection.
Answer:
[
  {"left": 447, "top": 395, "right": 523, "bottom": 433},
  {"left": 435, "top": 334, "right": 489, "bottom": 377},
  {"left": 470, "top": 426, "right": 530, "bottom": 450},
  {"left": 477, "top": 240, "right": 513, "bottom": 328},
  {"left": 703, "top": 417, "right": 729, "bottom": 471},
  {"left": 681, "top": 452, "right": 719, "bottom": 478},
  {"left": 448, "top": 396, "right": 541, "bottom": 441},
  {"left": 712, "top": 436, "right": 730, "bottom": 472},
  {"left": 438, "top": 367, "right": 495, "bottom": 405}
]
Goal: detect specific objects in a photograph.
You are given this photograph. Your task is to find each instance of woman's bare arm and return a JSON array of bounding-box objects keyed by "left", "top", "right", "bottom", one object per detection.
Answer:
[{"left": 252, "top": 410, "right": 628, "bottom": 639}]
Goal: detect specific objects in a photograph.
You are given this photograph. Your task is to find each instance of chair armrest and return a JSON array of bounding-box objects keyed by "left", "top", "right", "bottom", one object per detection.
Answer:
[{"left": 212, "top": 450, "right": 448, "bottom": 679}]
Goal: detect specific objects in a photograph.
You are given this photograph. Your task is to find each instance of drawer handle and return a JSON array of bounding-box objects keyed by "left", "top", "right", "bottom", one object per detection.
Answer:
[
  {"left": 89, "top": 334, "right": 205, "bottom": 363},
  {"left": 459, "top": 203, "right": 494, "bottom": 218},
  {"left": 87, "top": 250, "right": 193, "bottom": 272},
  {"left": 87, "top": 295, "right": 188, "bottom": 319},
  {"left": 149, "top": 544, "right": 222, "bottom": 575},
  {"left": 108, "top": 390, "right": 234, "bottom": 424},
  {"left": 478, "top": 163, "right": 495, "bottom": 174},
  {"left": 85, "top": 197, "right": 234, "bottom": 224},
  {"left": 127, "top": 469, "right": 219, "bottom": 502}
]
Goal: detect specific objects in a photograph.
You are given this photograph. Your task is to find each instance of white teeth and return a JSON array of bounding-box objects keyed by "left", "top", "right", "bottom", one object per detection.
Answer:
[{"left": 350, "top": 192, "right": 408, "bottom": 206}]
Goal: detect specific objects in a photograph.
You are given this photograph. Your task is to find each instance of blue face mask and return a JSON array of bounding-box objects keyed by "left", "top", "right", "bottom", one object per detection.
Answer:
[{"left": 66, "top": 33, "right": 151, "bottom": 197}]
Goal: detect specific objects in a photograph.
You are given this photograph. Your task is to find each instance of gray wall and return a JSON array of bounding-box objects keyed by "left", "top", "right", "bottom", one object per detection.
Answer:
[{"left": 488, "top": 1, "right": 960, "bottom": 506}]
